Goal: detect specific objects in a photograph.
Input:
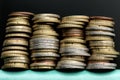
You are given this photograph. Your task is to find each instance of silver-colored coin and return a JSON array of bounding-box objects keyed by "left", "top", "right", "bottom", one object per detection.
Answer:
[
  {"left": 56, "top": 65, "right": 85, "bottom": 69},
  {"left": 86, "top": 26, "right": 114, "bottom": 32},
  {"left": 86, "top": 31, "right": 115, "bottom": 36},
  {"left": 60, "top": 47, "right": 89, "bottom": 52},
  {"left": 88, "top": 63, "right": 117, "bottom": 67},
  {"left": 31, "top": 52, "right": 60, "bottom": 57},
  {"left": 87, "top": 66, "right": 116, "bottom": 69},
  {"left": 61, "top": 52, "right": 90, "bottom": 56},
  {"left": 30, "top": 43, "right": 59, "bottom": 46},
  {"left": 58, "top": 60, "right": 86, "bottom": 66},
  {"left": 30, "top": 45, "right": 58, "bottom": 50}
]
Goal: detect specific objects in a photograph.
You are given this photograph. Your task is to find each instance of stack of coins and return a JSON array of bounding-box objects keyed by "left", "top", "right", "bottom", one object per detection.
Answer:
[
  {"left": 1, "top": 11, "right": 34, "bottom": 69},
  {"left": 30, "top": 13, "right": 60, "bottom": 69},
  {"left": 56, "top": 15, "right": 90, "bottom": 69},
  {"left": 86, "top": 16, "right": 119, "bottom": 69}
]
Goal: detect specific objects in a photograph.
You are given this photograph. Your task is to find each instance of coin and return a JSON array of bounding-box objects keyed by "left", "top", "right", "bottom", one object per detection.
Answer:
[
  {"left": 3, "top": 38, "right": 28, "bottom": 47},
  {"left": 31, "top": 52, "right": 60, "bottom": 57},
  {"left": 2, "top": 63, "right": 28, "bottom": 69},
  {"left": 9, "top": 11, "right": 34, "bottom": 17},
  {"left": 1, "top": 50, "right": 28, "bottom": 56},
  {"left": 2, "top": 46, "right": 27, "bottom": 51},
  {"left": 5, "top": 33, "right": 30, "bottom": 38},
  {"left": 32, "top": 13, "right": 60, "bottom": 20},
  {"left": 86, "top": 25, "right": 114, "bottom": 32},
  {"left": 58, "top": 24, "right": 83, "bottom": 29},
  {"left": 90, "top": 16, "right": 113, "bottom": 21},
  {"left": 86, "top": 31, "right": 115, "bottom": 36}
]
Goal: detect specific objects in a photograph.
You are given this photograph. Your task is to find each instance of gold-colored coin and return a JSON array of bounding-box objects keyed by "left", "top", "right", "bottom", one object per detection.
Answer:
[
  {"left": 2, "top": 46, "right": 27, "bottom": 51},
  {"left": 62, "top": 15, "right": 89, "bottom": 19},
  {"left": 33, "top": 30, "right": 58, "bottom": 36},
  {"left": 2, "top": 63, "right": 28, "bottom": 69},
  {"left": 60, "top": 37, "right": 85, "bottom": 44},
  {"left": 3, "top": 38, "right": 28, "bottom": 47},
  {"left": 33, "top": 13, "right": 60, "bottom": 20},
  {"left": 1, "top": 50, "right": 28, "bottom": 56},
  {"left": 58, "top": 24, "right": 83, "bottom": 28},
  {"left": 7, "top": 19, "right": 30, "bottom": 26},
  {"left": 86, "top": 36, "right": 113, "bottom": 41},
  {"left": 1, "top": 53, "right": 27, "bottom": 58},
  {"left": 61, "top": 21, "right": 85, "bottom": 25},
  {"left": 5, "top": 33, "right": 30, "bottom": 38}
]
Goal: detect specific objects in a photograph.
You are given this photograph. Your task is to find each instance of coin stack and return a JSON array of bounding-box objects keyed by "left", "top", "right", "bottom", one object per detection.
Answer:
[
  {"left": 30, "top": 13, "right": 60, "bottom": 69},
  {"left": 86, "top": 16, "right": 119, "bottom": 69},
  {"left": 1, "top": 11, "right": 34, "bottom": 69},
  {"left": 56, "top": 15, "right": 90, "bottom": 69}
]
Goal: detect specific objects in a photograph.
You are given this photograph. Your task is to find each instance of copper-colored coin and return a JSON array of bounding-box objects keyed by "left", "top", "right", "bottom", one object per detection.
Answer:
[
  {"left": 9, "top": 11, "right": 34, "bottom": 17},
  {"left": 90, "top": 16, "right": 113, "bottom": 21}
]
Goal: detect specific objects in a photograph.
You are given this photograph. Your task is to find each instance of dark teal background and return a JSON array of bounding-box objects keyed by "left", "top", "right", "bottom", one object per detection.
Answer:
[{"left": 0, "top": 70, "right": 120, "bottom": 80}]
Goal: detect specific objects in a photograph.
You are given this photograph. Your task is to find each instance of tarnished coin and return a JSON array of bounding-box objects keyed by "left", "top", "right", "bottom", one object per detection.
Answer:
[{"left": 3, "top": 38, "right": 28, "bottom": 47}]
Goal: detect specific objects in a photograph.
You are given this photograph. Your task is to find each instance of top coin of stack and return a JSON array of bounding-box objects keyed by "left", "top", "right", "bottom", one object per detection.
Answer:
[
  {"left": 86, "top": 16, "right": 119, "bottom": 69},
  {"left": 56, "top": 15, "right": 90, "bottom": 69},
  {"left": 1, "top": 11, "right": 34, "bottom": 70},
  {"left": 30, "top": 13, "right": 60, "bottom": 69}
]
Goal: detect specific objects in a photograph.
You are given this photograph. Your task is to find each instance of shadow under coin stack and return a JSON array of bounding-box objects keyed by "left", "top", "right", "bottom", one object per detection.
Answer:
[
  {"left": 1, "top": 11, "right": 34, "bottom": 69},
  {"left": 30, "top": 13, "right": 60, "bottom": 69},
  {"left": 86, "top": 16, "right": 119, "bottom": 69},
  {"left": 56, "top": 15, "right": 90, "bottom": 69}
]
